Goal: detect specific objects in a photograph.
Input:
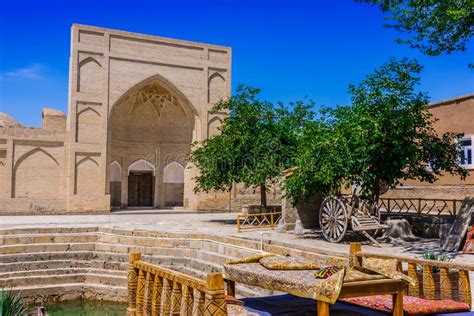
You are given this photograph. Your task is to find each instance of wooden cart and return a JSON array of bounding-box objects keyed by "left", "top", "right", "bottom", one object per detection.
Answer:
[{"left": 319, "top": 195, "right": 389, "bottom": 243}]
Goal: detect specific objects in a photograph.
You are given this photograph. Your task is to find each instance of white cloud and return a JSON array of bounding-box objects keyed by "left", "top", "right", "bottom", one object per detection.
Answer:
[{"left": 3, "top": 64, "right": 45, "bottom": 80}]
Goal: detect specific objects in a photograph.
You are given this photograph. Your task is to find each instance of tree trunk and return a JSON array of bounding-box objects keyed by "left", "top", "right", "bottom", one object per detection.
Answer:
[{"left": 260, "top": 183, "right": 267, "bottom": 208}]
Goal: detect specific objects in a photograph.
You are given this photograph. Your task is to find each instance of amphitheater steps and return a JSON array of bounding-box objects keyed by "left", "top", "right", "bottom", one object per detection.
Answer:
[{"left": 0, "top": 226, "right": 288, "bottom": 303}]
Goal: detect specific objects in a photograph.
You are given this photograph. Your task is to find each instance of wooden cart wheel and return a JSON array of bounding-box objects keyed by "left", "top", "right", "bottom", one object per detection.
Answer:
[{"left": 319, "top": 196, "right": 349, "bottom": 243}]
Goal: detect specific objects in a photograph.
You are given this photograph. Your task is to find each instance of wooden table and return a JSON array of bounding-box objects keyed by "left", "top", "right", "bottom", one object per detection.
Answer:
[{"left": 224, "top": 275, "right": 406, "bottom": 316}]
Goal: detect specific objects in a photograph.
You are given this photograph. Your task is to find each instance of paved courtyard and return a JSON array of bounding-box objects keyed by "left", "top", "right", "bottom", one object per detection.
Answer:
[{"left": 1, "top": 210, "right": 472, "bottom": 265}]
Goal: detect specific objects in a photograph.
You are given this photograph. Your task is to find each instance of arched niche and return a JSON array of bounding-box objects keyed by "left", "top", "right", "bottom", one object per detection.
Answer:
[
  {"left": 128, "top": 159, "right": 155, "bottom": 175},
  {"left": 75, "top": 156, "right": 100, "bottom": 195},
  {"left": 78, "top": 57, "right": 102, "bottom": 94},
  {"left": 13, "top": 148, "right": 60, "bottom": 198},
  {"left": 163, "top": 161, "right": 184, "bottom": 207},
  {"left": 208, "top": 72, "right": 226, "bottom": 105},
  {"left": 110, "top": 161, "right": 122, "bottom": 182},
  {"left": 76, "top": 107, "right": 101, "bottom": 143},
  {"left": 163, "top": 161, "right": 184, "bottom": 184},
  {"left": 109, "top": 160, "right": 122, "bottom": 207}
]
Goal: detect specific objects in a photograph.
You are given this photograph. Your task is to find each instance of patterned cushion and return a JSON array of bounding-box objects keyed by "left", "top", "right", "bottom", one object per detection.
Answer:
[
  {"left": 343, "top": 295, "right": 471, "bottom": 315},
  {"left": 363, "top": 257, "right": 398, "bottom": 273},
  {"left": 259, "top": 256, "right": 321, "bottom": 270}
]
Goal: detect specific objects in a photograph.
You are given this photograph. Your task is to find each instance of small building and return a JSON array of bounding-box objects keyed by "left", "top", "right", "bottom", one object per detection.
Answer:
[
  {"left": 383, "top": 94, "right": 474, "bottom": 200},
  {"left": 0, "top": 24, "right": 238, "bottom": 214}
]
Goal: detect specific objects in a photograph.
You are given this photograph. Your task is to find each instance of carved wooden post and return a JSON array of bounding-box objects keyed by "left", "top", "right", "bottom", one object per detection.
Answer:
[
  {"left": 145, "top": 272, "right": 154, "bottom": 315},
  {"left": 161, "top": 278, "right": 173, "bottom": 315},
  {"left": 193, "top": 290, "right": 205, "bottom": 316},
  {"left": 136, "top": 269, "right": 146, "bottom": 316},
  {"left": 180, "top": 285, "right": 194, "bottom": 316},
  {"left": 349, "top": 243, "right": 362, "bottom": 268},
  {"left": 126, "top": 252, "right": 141, "bottom": 316},
  {"left": 204, "top": 273, "right": 227, "bottom": 316},
  {"left": 226, "top": 280, "right": 235, "bottom": 297},
  {"left": 396, "top": 261, "right": 403, "bottom": 273},
  {"left": 407, "top": 262, "right": 419, "bottom": 297},
  {"left": 440, "top": 267, "right": 452, "bottom": 300},
  {"left": 151, "top": 274, "right": 163, "bottom": 316},
  {"left": 171, "top": 281, "right": 183, "bottom": 315},
  {"left": 422, "top": 265, "right": 435, "bottom": 300},
  {"left": 458, "top": 270, "right": 471, "bottom": 305}
]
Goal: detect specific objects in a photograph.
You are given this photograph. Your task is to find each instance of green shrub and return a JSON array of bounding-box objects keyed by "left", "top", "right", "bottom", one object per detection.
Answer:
[
  {"left": 1, "top": 289, "right": 28, "bottom": 316},
  {"left": 420, "top": 251, "right": 452, "bottom": 273}
]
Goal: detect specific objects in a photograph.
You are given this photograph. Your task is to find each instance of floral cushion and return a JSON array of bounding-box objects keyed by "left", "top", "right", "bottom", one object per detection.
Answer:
[
  {"left": 343, "top": 295, "right": 471, "bottom": 316},
  {"left": 259, "top": 256, "right": 321, "bottom": 270},
  {"left": 363, "top": 257, "right": 398, "bottom": 273}
]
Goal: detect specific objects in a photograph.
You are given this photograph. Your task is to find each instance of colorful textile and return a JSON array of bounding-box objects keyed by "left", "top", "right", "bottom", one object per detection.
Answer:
[
  {"left": 343, "top": 268, "right": 385, "bottom": 282},
  {"left": 315, "top": 266, "right": 340, "bottom": 279},
  {"left": 343, "top": 295, "right": 471, "bottom": 316},
  {"left": 223, "top": 261, "right": 346, "bottom": 304},
  {"left": 363, "top": 257, "right": 398, "bottom": 273},
  {"left": 259, "top": 256, "right": 321, "bottom": 270}
]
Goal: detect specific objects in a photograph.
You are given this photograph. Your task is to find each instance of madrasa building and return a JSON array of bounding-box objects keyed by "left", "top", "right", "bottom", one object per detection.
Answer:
[{"left": 0, "top": 24, "right": 281, "bottom": 214}]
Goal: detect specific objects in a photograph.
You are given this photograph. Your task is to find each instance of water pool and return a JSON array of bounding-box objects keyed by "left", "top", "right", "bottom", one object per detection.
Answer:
[{"left": 44, "top": 300, "right": 127, "bottom": 316}]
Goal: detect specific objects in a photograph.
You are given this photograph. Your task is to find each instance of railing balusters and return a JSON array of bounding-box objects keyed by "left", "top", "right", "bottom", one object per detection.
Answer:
[
  {"left": 422, "top": 265, "right": 435, "bottom": 299},
  {"left": 407, "top": 263, "right": 419, "bottom": 297},
  {"left": 440, "top": 267, "right": 452, "bottom": 300},
  {"left": 378, "top": 198, "right": 463, "bottom": 216},
  {"left": 171, "top": 281, "right": 182, "bottom": 315},
  {"left": 145, "top": 272, "right": 154, "bottom": 315},
  {"left": 151, "top": 274, "right": 163, "bottom": 316},
  {"left": 136, "top": 269, "right": 146, "bottom": 316},
  {"left": 127, "top": 252, "right": 141, "bottom": 316},
  {"left": 193, "top": 290, "right": 206, "bottom": 316},
  {"left": 459, "top": 270, "right": 471, "bottom": 305},
  {"left": 181, "top": 285, "right": 194, "bottom": 316},
  {"left": 237, "top": 211, "right": 283, "bottom": 232},
  {"left": 161, "top": 278, "right": 173, "bottom": 315}
]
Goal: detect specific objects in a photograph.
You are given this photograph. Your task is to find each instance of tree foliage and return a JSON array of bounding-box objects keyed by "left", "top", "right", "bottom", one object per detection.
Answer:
[
  {"left": 356, "top": 0, "right": 474, "bottom": 56},
  {"left": 285, "top": 58, "right": 467, "bottom": 203},
  {"left": 188, "top": 85, "right": 313, "bottom": 206}
]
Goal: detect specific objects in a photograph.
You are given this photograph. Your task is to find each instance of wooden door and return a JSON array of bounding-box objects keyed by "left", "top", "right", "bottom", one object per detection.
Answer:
[{"left": 128, "top": 172, "right": 153, "bottom": 207}]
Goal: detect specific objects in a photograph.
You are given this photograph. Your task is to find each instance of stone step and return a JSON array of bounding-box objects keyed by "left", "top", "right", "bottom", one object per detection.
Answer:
[
  {"left": 1, "top": 272, "right": 126, "bottom": 288},
  {"left": 0, "top": 242, "right": 95, "bottom": 254},
  {"left": 0, "top": 226, "right": 99, "bottom": 236},
  {"left": 0, "top": 267, "right": 127, "bottom": 279},
  {"left": 0, "top": 251, "right": 95, "bottom": 264},
  {"left": 0, "top": 232, "right": 98, "bottom": 245},
  {"left": 0, "top": 259, "right": 127, "bottom": 273}
]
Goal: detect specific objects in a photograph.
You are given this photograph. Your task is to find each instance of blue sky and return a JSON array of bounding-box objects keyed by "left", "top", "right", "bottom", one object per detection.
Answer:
[{"left": 0, "top": 0, "right": 473, "bottom": 127}]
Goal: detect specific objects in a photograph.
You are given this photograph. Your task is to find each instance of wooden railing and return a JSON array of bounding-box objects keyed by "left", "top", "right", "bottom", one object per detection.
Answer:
[
  {"left": 127, "top": 252, "right": 228, "bottom": 316},
  {"left": 378, "top": 198, "right": 464, "bottom": 217},
  {"left": 350, "top": 243, "right": 473, "bottom": 306},
  {"left": 236, "top": 211, "right": 282, "bottom": 232}
]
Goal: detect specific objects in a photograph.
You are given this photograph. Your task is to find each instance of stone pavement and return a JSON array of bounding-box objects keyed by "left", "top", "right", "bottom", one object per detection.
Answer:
[{"left": 0, "top": 211, "right": 472, "bottom": 264}]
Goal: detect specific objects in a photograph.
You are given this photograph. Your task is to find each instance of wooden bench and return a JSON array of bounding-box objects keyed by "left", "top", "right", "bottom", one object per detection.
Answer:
[
  {"left": 350, "top": 243, "right": 473, "bottom": 308},
  {"left": 126, "top": 252, "right": 228, "bottom": 316}
]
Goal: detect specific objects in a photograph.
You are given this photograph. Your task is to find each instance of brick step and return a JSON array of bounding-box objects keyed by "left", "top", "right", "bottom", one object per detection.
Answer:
[
  {"left": 0, "top": 259, "right": 128, "bottom": 273},
  {"left": 0, "top": 267, "right": 127, "bottom": 279},
  {"left": 1, "top": 272, "right": 126, "bottom": 288},
  {"left": 0, "top": 232, "right": 98, "bottom": 245},
  {"left": 0, "top": 227, "right": 99, "bottom": 236},
  {"left": 0, "top": 242, "right": 95, "bottom": 254}
]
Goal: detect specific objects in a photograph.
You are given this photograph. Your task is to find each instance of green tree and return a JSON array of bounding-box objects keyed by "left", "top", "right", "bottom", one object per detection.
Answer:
[
  {"left": 285, "top": 58, "right": 467, "bottom": 203},
  {"left": 356, "top": 0, "right": 474, "bottom": 56},
  {"left": 188, "top": 85, "right": 313, "bottom": 207}
]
